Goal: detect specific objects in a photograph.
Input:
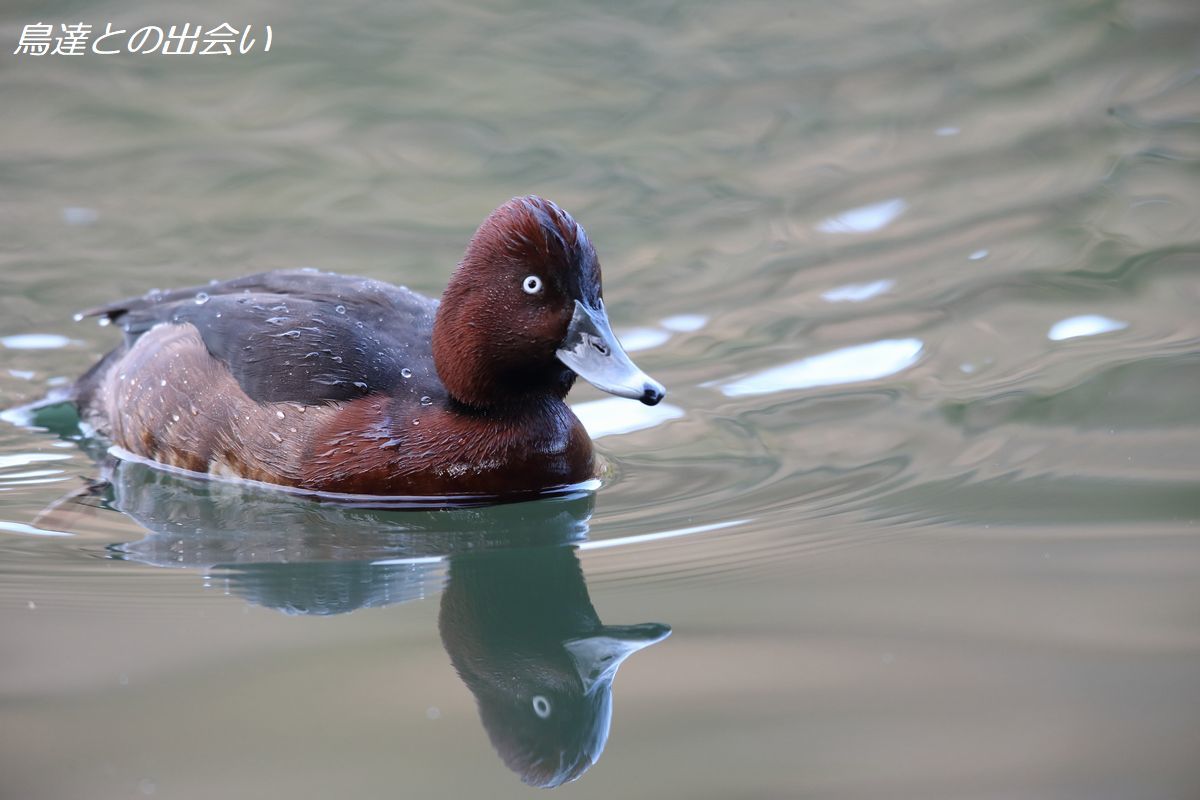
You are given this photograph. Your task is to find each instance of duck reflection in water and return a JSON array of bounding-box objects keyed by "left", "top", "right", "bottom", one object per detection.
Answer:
[
  {"left": 89, "top": 458, "right": 670, "bottom": 787},
  {"left": 442, "top": 545, "right": 669, "bottom": 787}
]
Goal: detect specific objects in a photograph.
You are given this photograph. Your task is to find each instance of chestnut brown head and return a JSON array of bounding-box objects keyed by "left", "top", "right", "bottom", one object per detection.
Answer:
[{"left": 432, "top": 196, "right": 665, "bottom": 410}]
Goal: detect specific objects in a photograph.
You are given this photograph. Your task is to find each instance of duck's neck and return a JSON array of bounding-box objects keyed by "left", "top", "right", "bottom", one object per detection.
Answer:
[{"left": 432, "top": 275, "right": 575, "bottom": 414}]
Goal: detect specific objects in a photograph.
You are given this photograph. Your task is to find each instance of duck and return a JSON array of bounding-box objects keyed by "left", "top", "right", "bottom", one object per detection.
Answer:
[{"left": 70, "top": 196, "right": 665, "bottom": 499}]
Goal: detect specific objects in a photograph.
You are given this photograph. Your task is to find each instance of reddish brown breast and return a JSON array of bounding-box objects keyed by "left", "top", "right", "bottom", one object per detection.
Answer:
[{"left": 299, "top": 394, "right": 595, "bottom": 497}]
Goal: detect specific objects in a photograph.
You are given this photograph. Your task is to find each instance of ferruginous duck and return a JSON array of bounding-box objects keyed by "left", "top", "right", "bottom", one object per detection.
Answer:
[{"left": 71, "top": 196, "right": 665, "bottom": 499}]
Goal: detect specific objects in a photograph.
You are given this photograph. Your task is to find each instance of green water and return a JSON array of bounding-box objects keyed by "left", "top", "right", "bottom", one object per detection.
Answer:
[{"left": 3, "top": 0, "right": 1199, "bottom": 797}]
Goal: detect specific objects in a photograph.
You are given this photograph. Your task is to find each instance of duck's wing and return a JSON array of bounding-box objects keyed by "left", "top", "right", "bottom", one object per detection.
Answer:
[{"left": 78, "top": 269, "right": 441, "bottom": 405}]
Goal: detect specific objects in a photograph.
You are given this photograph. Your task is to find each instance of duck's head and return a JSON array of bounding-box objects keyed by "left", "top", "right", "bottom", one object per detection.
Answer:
[{"left": 433, "top": 196, "right": 665, "bottom": 410}]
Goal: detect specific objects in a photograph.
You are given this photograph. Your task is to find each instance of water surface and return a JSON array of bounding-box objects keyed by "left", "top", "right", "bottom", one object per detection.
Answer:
[{"left": 2, "top": 0, "right": 1199, "bottom": 797}]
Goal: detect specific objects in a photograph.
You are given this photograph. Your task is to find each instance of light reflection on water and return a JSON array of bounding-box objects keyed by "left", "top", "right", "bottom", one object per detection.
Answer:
[
  {"left": 815, "top": 197, "right": 908, "bottom": 234},
  {"left": 0, "top": 334, "right": 74, "bottom": 350},
  {"left": 1047, "top": 313, "right": 1129, "bottom": 341},
  {"left": 716, "top": 338, "right": 924, "bottom": 397},
  {"left": 821, "top": 278, "right": 895, "bottom": 303},
  {"left": 2, "top": 0, "right": 1200, "bottom": 798},
  {"left": 572, "top": 397, "right": 685, "bottom": 439}
]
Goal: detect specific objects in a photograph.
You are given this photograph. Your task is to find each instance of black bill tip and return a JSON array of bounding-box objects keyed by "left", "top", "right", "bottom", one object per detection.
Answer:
[{"left": 640, "top": 381, "right": 665, "bottom": 406}]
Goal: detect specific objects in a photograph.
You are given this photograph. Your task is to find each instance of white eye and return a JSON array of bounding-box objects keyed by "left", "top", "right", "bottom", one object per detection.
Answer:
[
  {"left": 532, "top": 695, "right": 552, "bottom": 718},
  {"left": 522, "top": 275, "right": 543, "bottom": 295}
]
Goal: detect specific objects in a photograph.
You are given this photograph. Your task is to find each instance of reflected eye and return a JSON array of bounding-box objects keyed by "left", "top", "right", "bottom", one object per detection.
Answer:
[
  {"left": 532, "top": 695, "right": 552, "bottom": 718},
  {"left": 522, "top": 275, "right": 543, "bottom": 295}
]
